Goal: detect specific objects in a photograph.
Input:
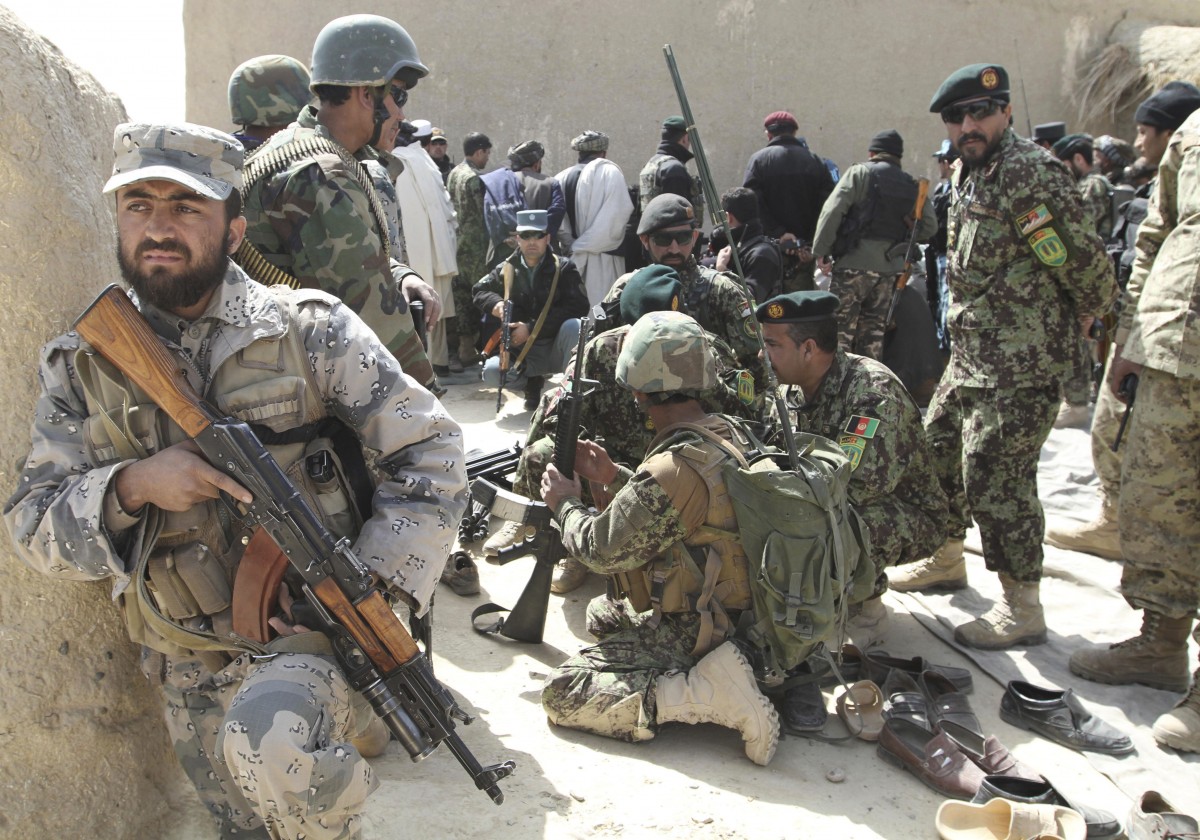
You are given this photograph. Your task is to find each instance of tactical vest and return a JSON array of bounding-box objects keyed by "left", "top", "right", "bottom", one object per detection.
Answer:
[
  {"left": 833, "top": 160, "right": 919, "bottom": 256},
  {"left": 635, "top": 419, "right": 754, "bottom": 657},
  {"left": 76, "top": 289, "right": 370, "bottom": 659},
  {"left": 638, "top": 153, "right": 704, "bottom": 215}
]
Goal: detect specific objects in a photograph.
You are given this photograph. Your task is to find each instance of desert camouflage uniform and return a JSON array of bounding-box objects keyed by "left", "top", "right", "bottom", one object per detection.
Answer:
[
  {"left": 447, "top": 159, "right": 488, "bottom": 342},
  {"left": 769, "top": 349, "right": 949, "bottom": 597},
  {"left": 604, "top": 258, "right": 766, "bottom": 393},
  {"left": 925, "top": 128, "right": 1116, "bottom": 581},
  {"left": 512, "top": 325, "right": 763, "bottom": 499},
  {"left": 542, "top": 415, "right": 753, "bottom": 742},
  {"left": 4, "top": 268, "right": 467, "bottom": 839},
  {"left": 240, "top": 104, "right": 434, "bottom": 387},
  {"left": 1115, "top": 111, "right": 1200, "bottom": 618}
]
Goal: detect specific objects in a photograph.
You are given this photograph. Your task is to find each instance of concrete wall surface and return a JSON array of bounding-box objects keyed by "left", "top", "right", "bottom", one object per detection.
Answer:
[
  {"left": 185, "top": 0, "right": 1200, "bottom": 196},
  {"left": 0, "top": 7, "right": 189, "bottom": 839}
]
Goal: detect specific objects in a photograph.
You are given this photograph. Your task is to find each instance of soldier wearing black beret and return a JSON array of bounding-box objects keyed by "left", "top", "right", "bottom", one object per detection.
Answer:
[
  {"left": 895, "top": 64, "right": 1118, "bottom": 652},
  {"left": 757, "top": 291, "right": 949, "bottom": 656}
]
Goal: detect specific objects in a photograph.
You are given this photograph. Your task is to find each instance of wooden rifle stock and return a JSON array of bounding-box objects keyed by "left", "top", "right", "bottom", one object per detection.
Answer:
[{"left": 884, "top": 177, "right": 930, "bottom": 329}]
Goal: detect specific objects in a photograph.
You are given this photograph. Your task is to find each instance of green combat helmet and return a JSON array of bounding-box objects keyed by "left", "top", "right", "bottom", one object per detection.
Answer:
[
  {"left": 310, "top": 14, "right": 429, "bottom": 89},
  {"left": 228, "top": 55, "right": 311, "bottom": 128},
  {"left": 616, "top": 310, "right": 716, "bottom": 399}
]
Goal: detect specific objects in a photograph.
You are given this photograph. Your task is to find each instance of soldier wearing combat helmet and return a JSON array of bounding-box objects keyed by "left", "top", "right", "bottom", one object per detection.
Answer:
[
  {"left": 239, "top": 14, "right": 444, "bottom": 391},
  {"left": 540, "top": 310, "right": 780, "bottom": 767},
  {"left": 890, "top": 63, "right": 1116, "bottom": 651},
  {"left": 227, "top": 54, "right": 311, "bottom": 151}
]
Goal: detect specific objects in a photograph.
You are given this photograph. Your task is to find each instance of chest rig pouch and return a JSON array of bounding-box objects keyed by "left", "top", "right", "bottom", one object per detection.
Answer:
[{"left": 75, "top": 289, "right": 373, "bottom": 658}]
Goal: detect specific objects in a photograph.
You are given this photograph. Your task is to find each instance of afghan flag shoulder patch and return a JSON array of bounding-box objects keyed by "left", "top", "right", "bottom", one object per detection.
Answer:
[{"left": 844, "top": 415, "right": 880, "bottom": 438}]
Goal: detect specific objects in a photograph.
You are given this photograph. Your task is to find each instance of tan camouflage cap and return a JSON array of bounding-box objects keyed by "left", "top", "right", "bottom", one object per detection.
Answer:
[
  {"left": 228, "top": 54, "right": 311, "bottom": 127},
  {"left": 104, "top": 123, "right": 244, "bottom": 201},
  {"left": 616, "top": 310, "right": 716, "bottom": 395}
]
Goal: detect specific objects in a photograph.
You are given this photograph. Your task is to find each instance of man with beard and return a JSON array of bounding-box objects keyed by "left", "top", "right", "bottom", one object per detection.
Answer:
[
  {"left": 605, "top": 194, "right": 766, "bottom": 395},
  {"left": 4, "top": 122, "right": 466, "bottom": 839},
  {"left": 239, "top": 14, "right": 442, "bottom": 392},
  {"left": 890, "top": 64, "right": 1116, "bottom": 651}
]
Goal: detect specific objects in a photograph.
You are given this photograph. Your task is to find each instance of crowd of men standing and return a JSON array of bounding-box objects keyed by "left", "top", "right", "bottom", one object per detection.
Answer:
[{"left": 5, "top": 10, "right": 1200, "bottom": 836}]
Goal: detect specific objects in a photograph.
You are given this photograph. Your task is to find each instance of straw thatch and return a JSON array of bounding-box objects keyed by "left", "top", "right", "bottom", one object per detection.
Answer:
[{"left": 1075, "top": 19, "right": 1200, "bottom": 125}]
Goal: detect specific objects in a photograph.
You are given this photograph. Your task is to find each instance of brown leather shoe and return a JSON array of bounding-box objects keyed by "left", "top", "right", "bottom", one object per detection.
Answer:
[
  {"left": 876, "top": 718, "right": 985, "bottom": 800},
  {"left": 941, "top": 726, "right": 1041, "bottom": 781}
]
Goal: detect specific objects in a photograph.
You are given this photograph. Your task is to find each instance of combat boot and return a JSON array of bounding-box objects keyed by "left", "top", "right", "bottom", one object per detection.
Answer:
[
  {"left": 551, "top": 556, "right": 590, "bottom": 594},
  {"left": 457, "top": 336, "right": 482, "bottom": 367},
  {"left": 1052, "top": 399, "right": 1091, "bottom": 429},
  {"left": 846, "top": 595, "right": 889, "bottom": 649},
  {"left": 954, "top": 574, "right": 1046, "bottom": 650},
  {"left": 655, "top": 641, "right": 780, "bottom": 766},
  {"left": 1069, "top": 611, "right": 1192, "bottom": 692},
  {"left": 1044, "top": 503, "right": 1121, "bottom": 561},
  {"left": 1152, "top": 660, "right": 1200, "bottom": 753},
  {"left": 483, "top": 520, "right": 537, "bottom": 558},
  {"left": 888, "top": 538, "right": 967, "bottom": 592}
]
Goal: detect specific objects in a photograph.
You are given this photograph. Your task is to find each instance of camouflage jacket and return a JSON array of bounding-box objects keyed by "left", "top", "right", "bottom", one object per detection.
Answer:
[
  {"left": 534, "top": 323, "right": 763, "bottom": 470},
  {"left": 1078, "top": 171, "right": 1113, "bottom": 239},
  {"left": 768, "top": 349, "right": 949, "bottom": 565},
  {"left": 240, "top": 105, "right": 412, "bottom": 355},
  {"left": 1120, "top": 110, "right": 1200, "bottom": 379},
  {"left": 3, "top": 266, "right": 467, "bottom": 616},
  {"left": 447, "top": 160, "right": 489, "bottom": 280},
  {"left": 945, "top": 129, "right": 1116, "bottom": 388},
  {"left": 604, "top": 259, "right": 766, "bottom": 392},
  {"left": 552, "top": 414, "right": 749, "bottom": 575}
]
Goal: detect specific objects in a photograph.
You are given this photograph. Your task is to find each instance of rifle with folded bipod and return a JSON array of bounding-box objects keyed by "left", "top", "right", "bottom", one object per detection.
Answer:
[
  {"left": 884, "top": 177, "right": 931, "bottom": 329},
  {"left": 75, "top": 285, "right": 515, "bottom": 804},
  {"left": 663, "top": 44, "right": 799, "bottom": 471},
  {"left": 470, "top": 306, "right": 602, "bottom": 642}
]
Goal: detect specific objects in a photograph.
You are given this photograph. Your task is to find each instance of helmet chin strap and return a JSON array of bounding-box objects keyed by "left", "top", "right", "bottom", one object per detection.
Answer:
[{"left": 367, "top": 87, "right": 390, "bottom": 148}]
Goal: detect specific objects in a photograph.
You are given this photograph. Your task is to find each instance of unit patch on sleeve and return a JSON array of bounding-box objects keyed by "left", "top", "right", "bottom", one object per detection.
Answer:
[
  {"left": 844, "top": 415, "right": 880, "bottom": 438},
  {"left": 1012, "top": 200, "right": 1071, "bottom": 267},
  {"left": 838, "top": 434, "right": 866, "bottom": 470}
]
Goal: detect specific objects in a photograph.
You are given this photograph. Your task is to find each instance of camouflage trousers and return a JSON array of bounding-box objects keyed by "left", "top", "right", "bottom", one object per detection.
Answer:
[
  {"left": 1118, "top": 367, "right": 1200, "bottom": 618},
  {"left": 449, "top": 275, "right": 480, "bottom": 342},
  {"left": 829, "top": 269, "right": 892, "bottom": 360},
  {"left": 924, "top": 381, "right": 1059, "bottom": 582},
  {"left": 542, "top": 597, "right": 703, "bottom": 743},
  {"left": 861, "top": 495, "right": 948, "bottom": 598},
  {"left": 1089, "top": 343, "right": 1124, "bottom": 508},
  {"left": 153, "top": 647, "right": 375, "bottom": 840},
  {"left": 1062, "top": 334, "right": 1093, "bottom": 407}
]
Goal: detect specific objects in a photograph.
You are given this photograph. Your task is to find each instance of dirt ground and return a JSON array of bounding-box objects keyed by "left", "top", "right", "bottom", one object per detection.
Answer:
[{"left": 161, "top": 369, "right": 1162, "bottom": 840}]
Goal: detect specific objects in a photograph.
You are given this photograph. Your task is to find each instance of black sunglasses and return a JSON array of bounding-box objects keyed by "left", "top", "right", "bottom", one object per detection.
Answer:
[
  {"left": 386, "top": 84, "right": 409, "bottom": 109},
  {"left": 518, "top": 230, "right": 547, "bottom": 240},
  {"left": 940, "top": 98, "right": 1005, "bottom": 125},
  {"left": 649, "top": 230, "right": 694, "bottom": 247}
]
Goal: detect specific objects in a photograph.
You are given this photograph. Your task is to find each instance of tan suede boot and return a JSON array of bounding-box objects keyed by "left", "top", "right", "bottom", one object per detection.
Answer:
[
  {"left": 888, "top": 538, "right": 967, "bottom": 592},
  {"left": 1069, "top": 611, "right": 1192, "bottom": 692},
  {"left": 654, "top": 642, "right": 780, "bottom": 766},
  {"left": 1153, "top": 663, "right": 1200, "bottom": 753},
  {"left": 954, "top": 574, "right": 1046, "bottom": 650},
  {"left": 550, "top": 556, "right": 590, "bottom": 594},
  {"left": 1044, "top": 501, "right": 1121, "bottom": 561}
]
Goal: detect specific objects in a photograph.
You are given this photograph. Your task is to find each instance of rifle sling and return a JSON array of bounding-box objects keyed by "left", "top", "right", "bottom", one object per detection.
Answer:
[{"left": 514, "top": 256, "right": 563, "bottom": 367}]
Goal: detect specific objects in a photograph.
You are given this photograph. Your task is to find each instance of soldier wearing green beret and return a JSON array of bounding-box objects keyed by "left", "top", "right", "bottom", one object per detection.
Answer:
[
  {"left": 539, "top": 311, "right": 780, "bottom": 767},
  {"left": 638, "top": 115, "right": 704, "bottom": 217},
  {"left": 758, "top": 291, "right": 949, "bottom": 647},
  {"left": 892, "top": 63, "right": 1117, "bottom": 650}
]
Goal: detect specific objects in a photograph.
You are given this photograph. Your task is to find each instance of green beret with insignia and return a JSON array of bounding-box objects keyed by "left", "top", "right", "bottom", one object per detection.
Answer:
[
  {"left": 637, "top": 194, "right": 697, "bottom": 235},
  {"left": 661, "top": 115, "right": 688, "bottom": 141},
  {"left": 929, "top": 63, "right": 1010, "bottom": 113},
  {"left": 620, "top": 265, "right": 683, "bottom": 325},
  {"left": 755, "top": 290, "right": 840, "bottom": 324}
]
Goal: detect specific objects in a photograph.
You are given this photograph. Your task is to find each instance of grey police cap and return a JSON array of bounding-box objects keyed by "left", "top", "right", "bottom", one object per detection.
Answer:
[{"left": 104, "top": 122, "right": 244, "bottom": 201}]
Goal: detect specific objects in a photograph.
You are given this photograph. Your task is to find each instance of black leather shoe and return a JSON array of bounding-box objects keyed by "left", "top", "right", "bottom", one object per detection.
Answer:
[
  {"left": 999, "top": 680, "right": 1134, "bottom": 755},
  {"left": 864, "top": 649, "right": 974, "bottom": 693},
  {"left": 973, "top": 774, "right": 1122, "bottom": 839},
  {"left": 778, "top": 679, "right": 827, "bottom": 733},
  {"left": 920, "top": 670, "right": 982, "bottom": 740},
  {"left": 882, "top": 669, "right": 932, "bottom": 731}
]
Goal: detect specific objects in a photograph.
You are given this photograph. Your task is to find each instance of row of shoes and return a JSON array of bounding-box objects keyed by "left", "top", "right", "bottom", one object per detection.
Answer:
[{"left": 933, "top": 791, "right": 1198, "bottom": 840}]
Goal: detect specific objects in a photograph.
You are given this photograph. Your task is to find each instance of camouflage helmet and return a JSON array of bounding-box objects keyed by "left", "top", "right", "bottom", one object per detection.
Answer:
[
  {"left": 310, "top": 14, "right": 429, "bottom": 90},
  {"left": 616, "top": 311, "right": 716, "bottom": 396},
  {"left": 228, "top": 55, "right": 311, "bottom": 128}
]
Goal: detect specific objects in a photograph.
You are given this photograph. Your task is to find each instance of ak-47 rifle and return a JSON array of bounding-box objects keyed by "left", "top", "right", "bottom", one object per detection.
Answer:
[
  {"left": 663, "top": 45, "right": 799, "bottom": 471},
  {"left": 884, "top": 177, "right": 931, "bottom": 329},
  {"left": 74, "top": 286, "right": 515, "bottom": 804},
  {"left": 496, "top": 265, "right": 514, "bottom": 413},
  {"left": 470, "top": 307, "right": 602, "bottom": 642}
]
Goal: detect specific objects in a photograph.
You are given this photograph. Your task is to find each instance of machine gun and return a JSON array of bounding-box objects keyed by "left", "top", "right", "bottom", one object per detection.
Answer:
[
  {"left": 884, "top": 177, "right": 931, "bottom": 329},
  {"left": 75, "top": 285, "right": 515, "bottom": 804},
  {"left": 469, "top": 307, "right": 601, "bottom": 643}
]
